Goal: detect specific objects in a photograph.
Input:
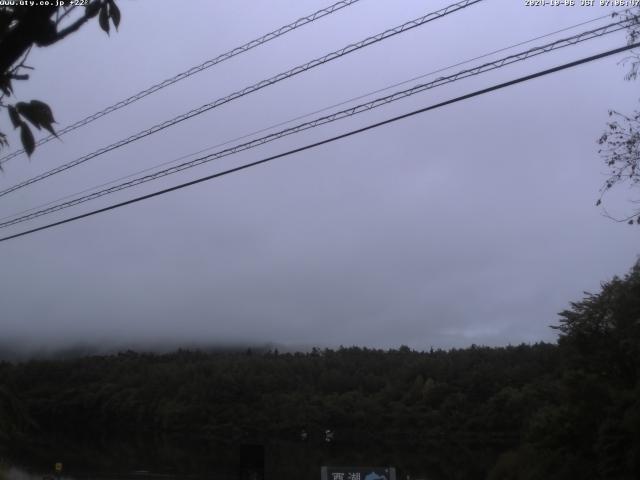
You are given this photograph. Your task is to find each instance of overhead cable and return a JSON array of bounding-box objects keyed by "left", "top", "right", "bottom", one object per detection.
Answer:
[
  {"left": 1, "top": 41, "right": 637, "bottom": 243},
  {"left": 0, "top": 18, "right": 631, "bottom": 229},
  {"left": 0, "top": 0, "right": 483, "bottom": 198},
  {"left": 0, "top": 0, "right": 364, "bottom": 166},
  {"left": 0, "top": 9, "right": 624, "bottom": 225}
]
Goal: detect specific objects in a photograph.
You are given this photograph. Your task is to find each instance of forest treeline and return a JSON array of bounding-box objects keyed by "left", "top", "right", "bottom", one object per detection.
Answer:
[{"left": 0, "top": 261, "right": 639, "bottom": 479}]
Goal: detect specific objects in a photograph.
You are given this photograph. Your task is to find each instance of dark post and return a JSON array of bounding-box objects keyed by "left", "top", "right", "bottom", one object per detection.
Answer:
[{"left": 239, "top": 444, "right": 264, "bottom": 480}]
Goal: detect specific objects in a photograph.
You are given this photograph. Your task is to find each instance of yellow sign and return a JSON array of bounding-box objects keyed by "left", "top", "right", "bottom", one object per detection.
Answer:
[{"left": 54, "top": 463, "right": 63, "bottom": 473}]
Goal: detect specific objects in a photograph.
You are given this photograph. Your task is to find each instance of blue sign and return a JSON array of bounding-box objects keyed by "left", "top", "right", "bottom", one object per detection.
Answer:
[{"left": 321, "top": 466, "right": 396, "bottom": 480}]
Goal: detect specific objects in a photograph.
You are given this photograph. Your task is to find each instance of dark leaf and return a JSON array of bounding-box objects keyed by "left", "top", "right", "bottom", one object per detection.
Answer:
[
  {"left": 596, "top": 199, "right": 601, "bottom": 206},
  {"left": 7, "top": 105, "right": 22, "bottom": 128},
  {"left": 99, "top": 4, "right": 110, "bottom": 34},
  {"left": 20, "top": 124, "right": 35, "bottom": 157},
  {"left": 15, "top": 101, "right": 41, "bottom": 130},
  {"left": 628, "top": 219, "right": 634, "bottom": 225},
  {"left": 28, "top": 100, "right": 55, "bottom": 123},
  {"left": 86, "top": 1, "right": 101, "bottom": 18},
  {"left": 28, "top": 100, "right": 57, "bottom": 136},
  {"left": 15, "top": 100, "right": 57, "bottom": 136},
  {"left": 108, "top": 0, "right": 121, "bottom": 29}
]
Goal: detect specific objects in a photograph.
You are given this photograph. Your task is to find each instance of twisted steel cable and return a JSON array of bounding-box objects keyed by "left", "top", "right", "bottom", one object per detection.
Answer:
[
  {"left": 0, "top": 18, "right": 631, "bottom": 230},
  {"left": 0, "top": 10, "right": 621, "bottom": 225},
  {"left": 0, "top": 0, "right": 364, "bottom": 166},
  {"left": 0, "top": 0, "right": 484, "bottom": 197},
  {"left": 1, "top": 41, "right": 638, "bottom": 243}
]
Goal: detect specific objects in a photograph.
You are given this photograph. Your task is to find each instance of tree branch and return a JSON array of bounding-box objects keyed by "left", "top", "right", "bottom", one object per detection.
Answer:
[
  {"left": 0, "top": 6, "right": 56, "bottom": 74},
  {"left": 45, "top": 3, "right": 100, "bottom": 45}
]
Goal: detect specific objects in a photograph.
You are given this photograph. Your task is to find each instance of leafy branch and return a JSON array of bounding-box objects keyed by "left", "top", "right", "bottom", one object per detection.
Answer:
[
  {"left": 597, "top": 8, "right": 640, "bottom": 224},
  {"left": 0, "top": 0, "right": 120, "bottom": 161}
]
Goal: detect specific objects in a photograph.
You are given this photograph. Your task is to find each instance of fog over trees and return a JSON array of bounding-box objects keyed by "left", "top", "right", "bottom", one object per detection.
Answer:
[{"left": 1, "top": 259, "right": 639, "bottom": 478}]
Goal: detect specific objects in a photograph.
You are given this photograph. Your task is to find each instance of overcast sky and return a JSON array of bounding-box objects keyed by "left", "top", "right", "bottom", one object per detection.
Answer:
[{"left": 0, "top": 0, "right": 638, "bottom": 354}]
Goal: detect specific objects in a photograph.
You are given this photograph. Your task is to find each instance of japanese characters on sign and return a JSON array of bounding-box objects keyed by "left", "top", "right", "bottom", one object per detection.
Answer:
[{"left": 321, "top": 466, "right": 396, "bottom": 480}]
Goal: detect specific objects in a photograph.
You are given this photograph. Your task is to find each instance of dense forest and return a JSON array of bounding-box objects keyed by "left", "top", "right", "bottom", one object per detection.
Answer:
[{"left": 1, "top": 260, "right": 639, "bottom": 479}]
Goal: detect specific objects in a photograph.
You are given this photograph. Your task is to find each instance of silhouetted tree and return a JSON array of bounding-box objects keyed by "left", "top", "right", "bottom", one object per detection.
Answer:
[
  {"left": 597, "top": 9, "right": 640, "bottom": 224},
  {"left": 0, "top": 1, "right": 120, "bottom": 157},
  {"left": 2, "top": 257, "right": 640, "bottom": 479}
]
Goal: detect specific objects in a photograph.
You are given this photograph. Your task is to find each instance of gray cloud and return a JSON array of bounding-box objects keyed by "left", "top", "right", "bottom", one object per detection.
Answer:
[{"left": 0, "top": 0, "right": 638, "bottom": 355}]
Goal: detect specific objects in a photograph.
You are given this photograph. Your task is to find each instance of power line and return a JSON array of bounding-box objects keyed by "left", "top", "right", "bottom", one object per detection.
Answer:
[
  {"left": 0, "top": 19, "right": 629, "bottom": 227},
  {"left": 0, "top": 10, "right": 625, "bottom": 225},
  {"left": 0, "top": 0, "right": 483, "bottom": 198},
  {"left": 0, "top": 0, "right": 364, "bottom": 166},
  {"left": 1, "top": 41, "right": 637, "bottom": 244},
  {"left": 0, "top": 18, "right": 630, "bottom": 229}
]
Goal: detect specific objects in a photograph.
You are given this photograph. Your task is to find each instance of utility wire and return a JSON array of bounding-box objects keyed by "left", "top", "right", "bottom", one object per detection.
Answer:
[
  {"left": 1, "top": 41, "right": 637, "bottom": 244},
  {"left": 0, "top": 10, "right": 624, "bottom": 225},
  {"left": 0, "top": 0, "right": 364, "bottom": 166},
  {"left": 0, "top": 0, "right": 483, "bottom": 198},
  {"left": 0, "top": 18, "right": 630, "bottom": 229}
]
